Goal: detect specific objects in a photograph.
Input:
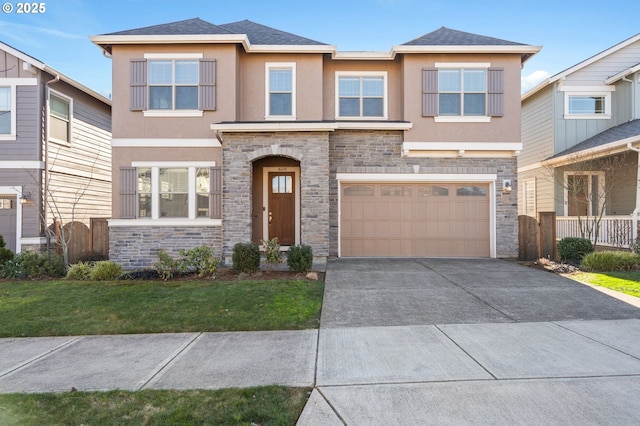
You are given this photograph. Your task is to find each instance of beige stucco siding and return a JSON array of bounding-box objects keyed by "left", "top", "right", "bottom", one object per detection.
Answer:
[
  {"left": 110, "top": 44, "right": 238, "bottom": 139},
  {"left": 402, "top": 54, "right": 523, "bottom": 143}
]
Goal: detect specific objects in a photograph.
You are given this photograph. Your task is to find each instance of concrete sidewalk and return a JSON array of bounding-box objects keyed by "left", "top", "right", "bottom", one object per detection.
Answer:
[{"left": 1, "top": 258, "right": 640, "bottom": 424}]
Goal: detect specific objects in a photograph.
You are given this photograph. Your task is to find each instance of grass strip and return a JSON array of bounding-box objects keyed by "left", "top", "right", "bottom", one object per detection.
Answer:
[{"left": 570, "top": 271, "right": 640, "bottom": 298}]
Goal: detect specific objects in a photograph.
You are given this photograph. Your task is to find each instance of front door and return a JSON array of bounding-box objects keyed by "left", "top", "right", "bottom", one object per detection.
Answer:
[
  {"left": 0, "top": 196, "right": 17, "bottom": 252},
  {"left": 268, "top": 172, "right": 295, "bottom": 245},
  {"left": 567, "top": 175, "right": 589, "bottom": 216}
]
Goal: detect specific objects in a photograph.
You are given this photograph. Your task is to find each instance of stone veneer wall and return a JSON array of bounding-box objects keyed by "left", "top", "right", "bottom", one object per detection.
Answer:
[
  {"left": 109, "top": 225, "right": 222, "bottom": 270},
  {"left": 222, "top": 132, "right": 330, "bottom": 264},
  {"left": 329, "top": 130, "right": 518, "bottom": 258}
]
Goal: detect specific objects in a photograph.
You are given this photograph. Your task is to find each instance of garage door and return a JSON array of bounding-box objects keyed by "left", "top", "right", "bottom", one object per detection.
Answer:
[{"left": 340, "top": 183, "right": 490, "bottom": 257}]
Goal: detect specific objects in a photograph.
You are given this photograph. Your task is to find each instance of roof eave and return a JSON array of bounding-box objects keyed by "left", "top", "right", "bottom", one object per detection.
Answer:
[
  {"left": 392, "top": 44, "right": 541, "bottom": 59},
  {"left": 542, "top": 136, "right": 640, "bottom": 167},
  {"left": 605, "top": 63, "right": 640, "bottom": 85}
]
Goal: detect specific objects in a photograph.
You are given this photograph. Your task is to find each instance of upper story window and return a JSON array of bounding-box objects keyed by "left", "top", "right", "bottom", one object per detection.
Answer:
[
  {"left": 0, "top": 87, "right": 11, "bottom": 136},
  {"left": 266, "top": 63, "right": 296, "bottom": 120},
  {"left": 131, "top": 54, "right": 216, "bottom": 117},
  {"left": 563, "top": 89, "right": 612, "bottom": 119},
  {"left": 49, "top": 91, "right": 71, "bottom": 143},
  {"left": 149, "top": 60, "right": 198, "bottom": 110},
  {"left": 336, "top": 72, "right": 387, "bottom": 119},
  {"left": 422, "top": 63, "right": 503, "bottom": 122}
]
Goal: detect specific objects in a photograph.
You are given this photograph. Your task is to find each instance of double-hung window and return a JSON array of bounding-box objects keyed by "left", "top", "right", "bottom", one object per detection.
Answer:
[
  {"left": 266, "top": 63, "right": 296, "bottom": 119},
  {"left": 128, "top": 163, "right": 219, "bottom": 220},
  {"left": 49, "top": 92, "right": 71, "bottom": 143},
  {"left": 149, "top": 60, "right": 198, "bottom": 110},
  {"left": 0, "top": 87, "right": 11, "bottom": 136},
  {"left": 336, "top": 72, "right": 387, "bottom": 119}
]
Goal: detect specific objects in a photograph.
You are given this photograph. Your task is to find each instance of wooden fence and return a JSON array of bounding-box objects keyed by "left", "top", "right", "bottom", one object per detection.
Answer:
[
  {"left": 518, "top": 212, "right": 556, "bottom": 261},
  {"left": 55, "top": 217, "right": 109, "bottom": 263}
]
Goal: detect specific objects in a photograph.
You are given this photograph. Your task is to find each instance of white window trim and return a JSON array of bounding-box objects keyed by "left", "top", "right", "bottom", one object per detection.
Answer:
[
  {"left": 265, "top": 62, "right": 296, "bottom": 120},
  {"left": 434, "top": 63, "right": 490, "bottom": 122},
  {"left": 131, "top": 161, "right": 216, "bottom": 221},
  {"left": 144, "top": 56, "right": 202, "bottom": 116},
  {"left": 563, "top": 171, "right": 605, "bottom": 216},
  {"left": 563, "top": 90, "right": 612, "bottom": 119},
  {"left": 335, "top": 71, "right": 388, "bottom": 120},
  {"left": 0, "top": 78, "right": 37, "bottom": 140},
  {"left": 48, "top": 89, "right": 73, "bottom": 145},
  {"left": 523, "top": 178, "right": 536, "bottom": 216}
]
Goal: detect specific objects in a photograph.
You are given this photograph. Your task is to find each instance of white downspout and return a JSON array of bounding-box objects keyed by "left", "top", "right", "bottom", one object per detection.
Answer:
[{"left": 627, "top": 143, "right": 640, "bottom": 243}]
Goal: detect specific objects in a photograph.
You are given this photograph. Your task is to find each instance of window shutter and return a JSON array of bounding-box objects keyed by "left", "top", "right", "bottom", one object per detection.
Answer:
[
  {"left": 199, "top": 59, "right": 217, "bottom": 111},
  {"left": 120, "top": 167, "right": 137, "bottom": 219},
  {"left": 210, "top": 166, "right": 222, "bottom": 219},
  {"left": 422, "top": 68, "right": 438, "bottom": 117},
  {"left": 488, "top": 67, "right": 504, "bottom": 117},
  {"left": 130, "top": 59, "right": 147, "bottom": 111}
]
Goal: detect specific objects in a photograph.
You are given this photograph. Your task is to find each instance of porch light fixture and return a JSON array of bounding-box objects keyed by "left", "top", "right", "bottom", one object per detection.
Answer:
[{"left": 20, "top": 192, "right": 30, "bottom": 204}]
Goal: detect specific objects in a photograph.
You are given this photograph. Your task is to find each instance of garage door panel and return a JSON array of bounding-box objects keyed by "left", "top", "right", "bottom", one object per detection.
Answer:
[{"left": 341, "top": 182, "right": 490, "bottom": 257}]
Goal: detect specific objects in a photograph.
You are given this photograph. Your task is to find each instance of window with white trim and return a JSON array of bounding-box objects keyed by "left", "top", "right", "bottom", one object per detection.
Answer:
[
  {"left": 336, "top": 72, "right": 387, "bottom": 119},
  {"left": 149, "top": 60, "right": 198, "bottom": 110},
  {"left": 49, "top": 92, "right": 71, "bottom": 143},
  {"left": 523, "top": 178, "right": 536, "bottom": 216},
  {"left": 0, "top": 87, "right": 11, "bottom": 136},
  {"left": 439, "top": 68, "right": 486, "bottom": 116},
  {"left": 564, "top": 92, "right": 611, "bottom": 119},
  {"left": 266, "top": 63, "right": 296, "bottom": 119}
]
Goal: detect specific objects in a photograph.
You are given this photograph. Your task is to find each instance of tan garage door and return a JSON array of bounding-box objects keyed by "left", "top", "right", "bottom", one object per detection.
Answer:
[{"left": 340, "top": 183, "right": 490, "bottom": 257}]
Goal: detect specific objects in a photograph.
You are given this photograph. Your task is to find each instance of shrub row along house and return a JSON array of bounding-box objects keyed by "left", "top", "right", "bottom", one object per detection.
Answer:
[
  {"left": 519, "top": 33, "right": 640, "bottom": 249},
  {"left": 0, "top": 42, "right": 111, "bottom": 258},
  {"left": 89, "top": 18, "right": 540, "bottom": 269}
]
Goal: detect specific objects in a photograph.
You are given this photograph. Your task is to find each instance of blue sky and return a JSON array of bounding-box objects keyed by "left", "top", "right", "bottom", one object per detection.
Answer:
[{"left": 0, "top": 0, "right": 638, "bottom": 98}]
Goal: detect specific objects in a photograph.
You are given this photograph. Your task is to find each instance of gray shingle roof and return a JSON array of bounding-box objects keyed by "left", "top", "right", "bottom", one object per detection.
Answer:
[
  {"left": 549, "top": 119, "right": 640, "bottom": 160},
  {"left": 402, "top": 26, "right": 526, "bottom": 46},
  {"left": 104, "top": 17, "right": 327, "bottom": 45}
]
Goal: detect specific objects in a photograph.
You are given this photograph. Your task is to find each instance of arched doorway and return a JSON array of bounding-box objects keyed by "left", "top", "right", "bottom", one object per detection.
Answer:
[{"left": 252, "top": 156, "right": 300, "bottom": 246}]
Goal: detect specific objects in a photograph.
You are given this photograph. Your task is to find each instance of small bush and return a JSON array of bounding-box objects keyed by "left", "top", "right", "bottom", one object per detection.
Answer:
[
  {"left": 0, "top": 259, "right": 24, "bottom": 279},
  {"left": 91, "top": 261, "right": 123, "bottom": 281},
  {"left": 287, "top": 245, "right": 313, "bottom": 272},
  {"left": 633, "top": 239, "right": 640, "bottom": 256},
  {"left": 232, "top": 242, "right": 260, "bottom": 274},
  {"left": 0, "top": 234, "right": 14, "bottom": 266},
  {"left": 262, "top": 238, "right": 283, "bottom": 270},
  {"left": 15, "top": 251, "right": 66, "bottom": 278},
  {"left": 66, "top": 262, "right": 94, "bottom": 280},
  {"left": 558, "top": 237, "right": 594, "bottom": 262},
  {"left": 580, "top": 251, "right": 640, "bottom": 272},
  {"left": 77, "top": 251, "right": 109, "bottom": 263},
  {"left": 153, "top": 250, "right": 180, "bottom": 280},
  {"left": 178, "top": 246, "right": 219, "bottom": 278}
]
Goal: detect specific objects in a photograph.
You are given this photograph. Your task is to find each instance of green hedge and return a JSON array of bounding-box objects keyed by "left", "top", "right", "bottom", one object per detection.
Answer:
[{"left": 580, "top": 251, "right": 640, "bottom": 272}]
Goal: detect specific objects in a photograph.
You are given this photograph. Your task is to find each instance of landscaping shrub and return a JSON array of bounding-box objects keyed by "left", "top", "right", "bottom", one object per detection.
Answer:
[
  {"left": 580, "top": 251, "right": 640, "bottom": 272},
  {"left": 153, "top": 250, "right": 180, "bottom": 280},
  {"left": 633, "top": 238, "right": 640, "bottom": 256},
  {"left": 6, "top": 251, "right": 67, "bottom": 279},
  {"left": 179, "top": 246, "right": 219, "bottom": 278},
  {"left": 0, "top": 258, "right": 23, "bottom": 279},
  {"left": 232, "top": 242, "right": 260, "bottom": 274},
  {"left": 287, "top": 244, "right": 313, "bottom": 272},
  {"left": 91, "top": 261, "right": 123, "bottom": 281},
  {"left": 558, "top": 237, "right": 594, "bottom": 262},
  {"left": 66, "top": 262, "right": 93, "bottom": 280},
  {"left": 262, "top": 238, "right": 283, "bottom": 270},
  {"left": 0, "top": 234, "right": 13, "bottom": 266},
  {"left": 76, "top": 251, "right": 109, "bottom": 263}
]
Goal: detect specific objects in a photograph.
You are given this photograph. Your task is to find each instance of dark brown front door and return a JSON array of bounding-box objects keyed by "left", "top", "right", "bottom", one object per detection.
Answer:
[{"left": 268, "top": 172, "right": 295, "bottom": 245}]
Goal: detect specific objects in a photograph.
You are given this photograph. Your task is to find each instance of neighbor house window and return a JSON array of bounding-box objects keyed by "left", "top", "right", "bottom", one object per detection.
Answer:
[
  {"left": 149, "top": 60, "right": 198, "bottom": 110},
  {"left": 438, "top": 69, "right": 486, "bottom": 116},
  {"left": 0, "top": 87, "right": 11, "bottom": 135},
  {"left": 266, "top": 63, "right": 296, "bottom": 119},
  {"left": 564, "top": 91, "right": 611, "bottom": 119},
  {"left": 523, "top": 178, "right": 536, "bottom": 216},
  {"left": 49, "top": 92, "right": 71, "bottom": 143},
  {"left": 336, "top": 72, "right": 387, "bottom": 119}
]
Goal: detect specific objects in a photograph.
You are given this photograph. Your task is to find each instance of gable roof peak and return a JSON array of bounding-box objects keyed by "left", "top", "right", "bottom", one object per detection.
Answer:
[
  {"left": 402, "top": 26, "right": 526, "bottom": 46},
  {"left": 104, "top": 17, "right": 232, "bottom": 36}
]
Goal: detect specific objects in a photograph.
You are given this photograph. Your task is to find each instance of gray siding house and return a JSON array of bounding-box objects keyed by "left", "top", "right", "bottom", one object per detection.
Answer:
[
  {"left": 0, "top": 42, "right": 112, "bottom": 254},
  {"left": 519, "top": 33, "right": 640, "bottom": 248}
]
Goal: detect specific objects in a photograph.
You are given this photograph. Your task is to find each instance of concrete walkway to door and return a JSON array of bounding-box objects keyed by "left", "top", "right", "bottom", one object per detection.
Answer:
[{"left": 298, "top": 258, "right": 640, "bottom": 425}]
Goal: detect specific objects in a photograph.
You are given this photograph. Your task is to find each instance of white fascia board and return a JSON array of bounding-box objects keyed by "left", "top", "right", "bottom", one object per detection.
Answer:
[
  {"left": 521, "top": 78, "right": 553, "bottom": 101},
  {"left": 402, "top": 142, "right": 522, "bottom": 151},
  {"left": 0, "top": 161, "right": 45, "bottom": 169},
  {"left": 336, "top": 173, "right": 497, "bottom": 182},
  {"left": 332, "top": 51, "right": 396, "bottom": 60},
  {"left": 249, "top": 44, "right": 336, "bottom": 54},
  {"left": 605, "top": 63, "right": 640, "bottom": 85},
  {"left": 111, "top": 138, "right": 221, "bottom": 147},
  {"left": 542, "top": 136, "right": 640, "bottom": 167},
  {"left": 0, "top": 42, "right": 45, "bottom": 69},
  {"left": 392, "top": 45, "right": 541, "bottom": 55},
  {"left": 90, "top": 34, "right": 249, "bottom": 46},
  {"left": 335, "top": 122, "right": 412, "bottom": 130},
  {"left": 109, "top": 218, "right": 222, "bottom": 227},
  {"left": 210, "top": 122, "right": 337, "bottom": 132}
]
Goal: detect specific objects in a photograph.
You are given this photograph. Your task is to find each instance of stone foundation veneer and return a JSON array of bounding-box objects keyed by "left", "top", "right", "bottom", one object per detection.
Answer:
[{"left": 109, "top": 224, "right": 222, "bottom": 270}]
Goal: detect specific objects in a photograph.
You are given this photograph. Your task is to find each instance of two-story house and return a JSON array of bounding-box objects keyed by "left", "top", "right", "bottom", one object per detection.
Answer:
[
  {"left": 90, "top": 18, "right": 539, "bottom": 269},
  {"left": 520, "top": 33, "right": 640, "bottom": 248},
  {"left": 0, "top": 42, "right": 111, "bottom": 256}
]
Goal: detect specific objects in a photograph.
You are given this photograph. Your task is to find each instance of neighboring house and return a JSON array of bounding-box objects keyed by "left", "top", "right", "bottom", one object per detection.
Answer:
[
  {"left": 0, "top": 42, "right": 112, "bottom": 254},
  {"left": 520, "top": 33, "right": 640, "bottom": 248},
  {"left": 90, "top": 18, "right": 540, "bottom": 269}
]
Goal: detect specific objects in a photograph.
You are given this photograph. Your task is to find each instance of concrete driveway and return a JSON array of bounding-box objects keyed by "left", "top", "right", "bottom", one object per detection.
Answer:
[
  {"left": 320, "top": 258, "right": 640, "bottom": 328},
  {"left": 298, "top": 258, "right": 640, "bottom": 425}
]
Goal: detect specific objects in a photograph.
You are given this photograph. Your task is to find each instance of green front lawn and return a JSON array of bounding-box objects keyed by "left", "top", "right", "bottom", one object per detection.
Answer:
[
  {"left": 0, "top": 279, "right": 324, "bottom": 337},
  {"left": 0, "top": 387, "right": 310, "bottom": 425},
  {"left": 570, "top": 271, "right": 640, "bottom": 298}
]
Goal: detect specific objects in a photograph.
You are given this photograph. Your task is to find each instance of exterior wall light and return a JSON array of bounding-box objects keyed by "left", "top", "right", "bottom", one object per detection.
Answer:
[
  {"left": 20, "top": 193, "right": 30, "bottom": 204},
  {"left": 502, "top": 179, "right": 512, "bottom": 193}
]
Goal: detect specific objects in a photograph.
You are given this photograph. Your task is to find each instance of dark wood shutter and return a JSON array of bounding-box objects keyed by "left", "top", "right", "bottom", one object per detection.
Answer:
[
  {"left": 487, "top": 67, "right": 504, "bottom": 117},
  {"left": 120, "top": 167, "right": 137, "bottom": 218},
  {"left": 130, "top": 59, "right": 147, "bottom": 111},
  {"left": 210, "top": 166, "right": 222, "bottom": 219},
  {"left": 199, "top": 59, "right": 217, "bottom": 111},
  {"left": 422, "top": 68, "right": 438, "bottom": 117}
]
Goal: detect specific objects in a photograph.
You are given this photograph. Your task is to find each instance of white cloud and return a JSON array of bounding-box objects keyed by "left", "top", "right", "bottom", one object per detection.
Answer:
[{"left": 521, "top": 70, "right": 550, "bottom": 93}]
